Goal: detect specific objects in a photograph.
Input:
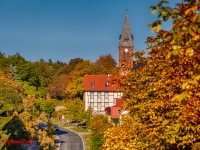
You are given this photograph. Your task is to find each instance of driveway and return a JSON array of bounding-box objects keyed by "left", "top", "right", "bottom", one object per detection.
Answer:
[{"left": 55, "top": 127, "right": 84, "bottom": 150}]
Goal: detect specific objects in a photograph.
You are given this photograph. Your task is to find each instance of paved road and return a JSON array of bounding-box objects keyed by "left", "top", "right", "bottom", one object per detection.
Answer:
[{"left": 55, "top": 127, "right": 84, "bottom": 150}]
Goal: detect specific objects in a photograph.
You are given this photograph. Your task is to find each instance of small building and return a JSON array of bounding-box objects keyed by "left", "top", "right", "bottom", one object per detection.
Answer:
[
  {"left": 84, "top": 75, "right": 123, "bottom": 111},
  {"left": 111, "top": 98, "right": 124, "bottom": 119}
]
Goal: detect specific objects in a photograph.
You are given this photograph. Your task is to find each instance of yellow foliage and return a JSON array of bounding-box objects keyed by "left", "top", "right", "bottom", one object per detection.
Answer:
[{"left": 103, "top": 0, "right": 200, "bottom": 149}]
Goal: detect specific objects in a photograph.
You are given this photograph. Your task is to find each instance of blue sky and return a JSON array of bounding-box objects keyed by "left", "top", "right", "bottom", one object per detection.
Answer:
[{"left": 0, "top": 0, "right": 180, "bottom": 64}]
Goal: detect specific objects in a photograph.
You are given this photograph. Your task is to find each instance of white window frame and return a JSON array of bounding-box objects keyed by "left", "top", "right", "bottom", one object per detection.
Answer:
[
  {"left": 105, "top": 92, "right": 108, "bottom": 99},
  {"left": 90, "top": 92, "right": 94, "bottom": 99},
  {"left": 97, "top": 92, "right": 101, "bottom": 99},
  {"left": 114, "top": 98, "right": 116, "bottom": 104},
  {"left": 105, "top": 102, "right": 109, "bottom": 108},
  {"left": 97, "top": 102, "right": 101, "bottom": 109},
  {"left": 90, "top": 102, "right": 94, "bottom": 108}
]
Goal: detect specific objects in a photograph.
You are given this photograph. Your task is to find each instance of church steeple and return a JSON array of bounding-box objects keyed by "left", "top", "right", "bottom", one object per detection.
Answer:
[
  {"left": 118, "top": 10, "right": 134, "bottom": 69},
  {"left": 119, "top": 10, "right": 133, "bottom": 47}
]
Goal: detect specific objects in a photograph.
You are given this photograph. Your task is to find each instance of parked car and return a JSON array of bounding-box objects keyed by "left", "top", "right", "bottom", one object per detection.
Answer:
[
  {"left": 54, "top": 138, "right": 60, "bottom": 143},
  {"left": 37, "top": 123, "right": 49, "bottom": 130},
  {"left": 53, "top": 124, "right": 59, "bottom": 131}
]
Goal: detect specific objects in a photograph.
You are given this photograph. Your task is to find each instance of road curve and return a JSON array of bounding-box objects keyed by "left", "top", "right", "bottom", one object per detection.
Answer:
[{"left": 55, "top": 127, "right": 84, "bottom": 150}]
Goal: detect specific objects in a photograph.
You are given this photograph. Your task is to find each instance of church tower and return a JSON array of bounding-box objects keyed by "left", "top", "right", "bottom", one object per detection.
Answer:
[{"left": 119, "top": 10, "right": 134, "bottom": 69}]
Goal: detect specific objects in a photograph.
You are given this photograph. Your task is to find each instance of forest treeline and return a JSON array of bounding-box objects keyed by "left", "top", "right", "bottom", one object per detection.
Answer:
[
  {"left": 0, "top": 52, "right": 118, "bottom": 100},
  {"left": 0, "top": 52, "right": 118, "bottom": 149}
]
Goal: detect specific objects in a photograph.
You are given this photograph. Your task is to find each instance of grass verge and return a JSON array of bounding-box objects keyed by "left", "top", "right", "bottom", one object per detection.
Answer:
[
  {"left": 81, "top": 134, "right": 90, "bottom": 150},
  {"left": 70, "top": 127, "right": 89, "bottom": 132}
]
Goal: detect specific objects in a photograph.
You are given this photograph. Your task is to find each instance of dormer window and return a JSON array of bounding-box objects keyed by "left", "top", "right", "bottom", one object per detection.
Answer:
[
  {"left": 105, "top": 82, "right": 109, "bottom": 87},
  {"left": 91, "top": 82, "right": 95, "bottom": 87}
]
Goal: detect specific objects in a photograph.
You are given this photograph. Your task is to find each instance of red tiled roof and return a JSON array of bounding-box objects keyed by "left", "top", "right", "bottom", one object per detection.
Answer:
[
  {"left": 111, "top": 106, "right": 121, "bottom": 118},
  {"left": 84, "top": 75, "right": 118, "bottom": 91},
  {"left": 112, "top": 98, "right": 123, "bottom": 107},
  {"left": 111, "top": 99, "right": 124, "bottom": 119}
]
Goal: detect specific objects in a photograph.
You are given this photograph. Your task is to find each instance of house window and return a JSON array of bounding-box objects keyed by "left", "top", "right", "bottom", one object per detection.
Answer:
[
  {"left": 97, "top": 92, "right": 101, "bottom": 99},
  {"left": 97, "top": 103, "right": 101, "bottom": 109},
  {"left": 113, "top": 98, "right": 116, "bottom": 105},
  {"left": 91, "top": 82, "right": 95, "bottom": 87},
  {"left": 105, "top": 82, "right": 109, "bottom": 87},
  {"left": 105, "top": 92, "right": 108, "bottom": 99},
  {"left": 90, "top": 102, "right": 94, "bottom": 108},
  {"left": 90, "top": 92, "right": 94, "bottom": 99},
  {"left": 105, "top": 102, "right": 109, "bottom": 108}
]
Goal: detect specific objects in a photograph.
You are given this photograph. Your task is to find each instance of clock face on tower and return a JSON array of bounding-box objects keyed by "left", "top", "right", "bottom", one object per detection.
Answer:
[{"left": 125, "top": 48, "right": 128, "bottom": 53}]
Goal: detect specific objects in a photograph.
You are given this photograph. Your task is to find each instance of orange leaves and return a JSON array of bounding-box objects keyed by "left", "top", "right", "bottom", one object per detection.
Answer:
[
  {"left": 101, "top": 116, "right": 136, "bottom": 150},
  {"left": 184, "top": 6, "right": 198, "bottom": 16},
  {"left": 104, "top": 1, "right": 200, "bottom": 149}
]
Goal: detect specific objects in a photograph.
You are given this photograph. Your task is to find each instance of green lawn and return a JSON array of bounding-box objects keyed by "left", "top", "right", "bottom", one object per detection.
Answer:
[
  {"left": 50, "top": 117, "right": 62, "bottom": 125},
  {"left": 70, "top": 127, "right": 89, "bottom": 132},
  {"left": 81, "top": 134, "right": 90, "bottom": 150},
  {"left": 50, "top": 117, "right": 72, "bottom": 127}
]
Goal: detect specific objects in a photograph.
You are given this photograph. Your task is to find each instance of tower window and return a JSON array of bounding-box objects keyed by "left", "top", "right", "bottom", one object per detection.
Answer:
[
  {"left": 123, "top": 52, "right": 130, "bottom": 60},
  {"left": 127, "top": 52, "right": 130, "bottom": 60},
  {"left": 123, "top": 52, "right": 126, "bottom": 59},
  {"left": 124, "top": 38, "right": 129, "bottom": 42}
]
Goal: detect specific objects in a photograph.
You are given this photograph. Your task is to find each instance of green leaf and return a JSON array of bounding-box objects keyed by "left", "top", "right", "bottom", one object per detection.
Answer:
[
  {"left": 151, "top": 7, "right": 157, "bottom": 14},
  {"left": 179, "top": 91, "right": 187, "bottom": 104}
]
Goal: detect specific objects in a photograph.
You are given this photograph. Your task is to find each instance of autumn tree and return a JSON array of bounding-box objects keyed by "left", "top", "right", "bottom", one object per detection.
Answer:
[
  {"left": 0, "top": 73, "right": 23, "bottom": 149},
  {"left": 19, "top": 95, "right": 54, "bottom": 149},
  {"left": 94, "top": 54, "right": 118, "bottom": 75},
  {"left": 0, "top": 71, "right": 54, "bottom": 149},
  {"left": 48, "top": 74, "right": 69, "bottom": 99},
  {"left": 53, "top": 65, "right": 68, "bottom": 78},
  {"left": 65, "top": 60, "right": 95, "bottom": 99},
  {"left": 64, "top": 98, "right": 85, "bottom": 122},
  {"left": 102, "top": 0, "right": 200, "bottom": 149},
  {"left": 34, "top": 60, "right": 53, "bottom": 88},
  {"left": 0, "top": 53, "right": 40, "bottom": 88},
  {"left": 88, "top": 115, "right": 113, "bottom": 150},
  {"left": 66, "top": 58, "right": 83, "bottom": 74},
  {"left": 41, "top": 94, "right": 55, "bottom": 118}
]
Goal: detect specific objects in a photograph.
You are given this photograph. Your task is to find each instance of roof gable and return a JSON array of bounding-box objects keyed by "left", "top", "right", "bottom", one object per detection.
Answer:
[
  {"left": 84, "top": 75, "right": 118, "bottom": 91},
  {"left": 112, "top": 98, "right": 124, "bottom": 107}
]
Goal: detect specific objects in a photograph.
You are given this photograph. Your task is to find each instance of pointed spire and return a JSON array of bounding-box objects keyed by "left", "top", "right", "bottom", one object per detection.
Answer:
[{"left": 119, "top": 10, "right": 133, "bottom": 47}]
